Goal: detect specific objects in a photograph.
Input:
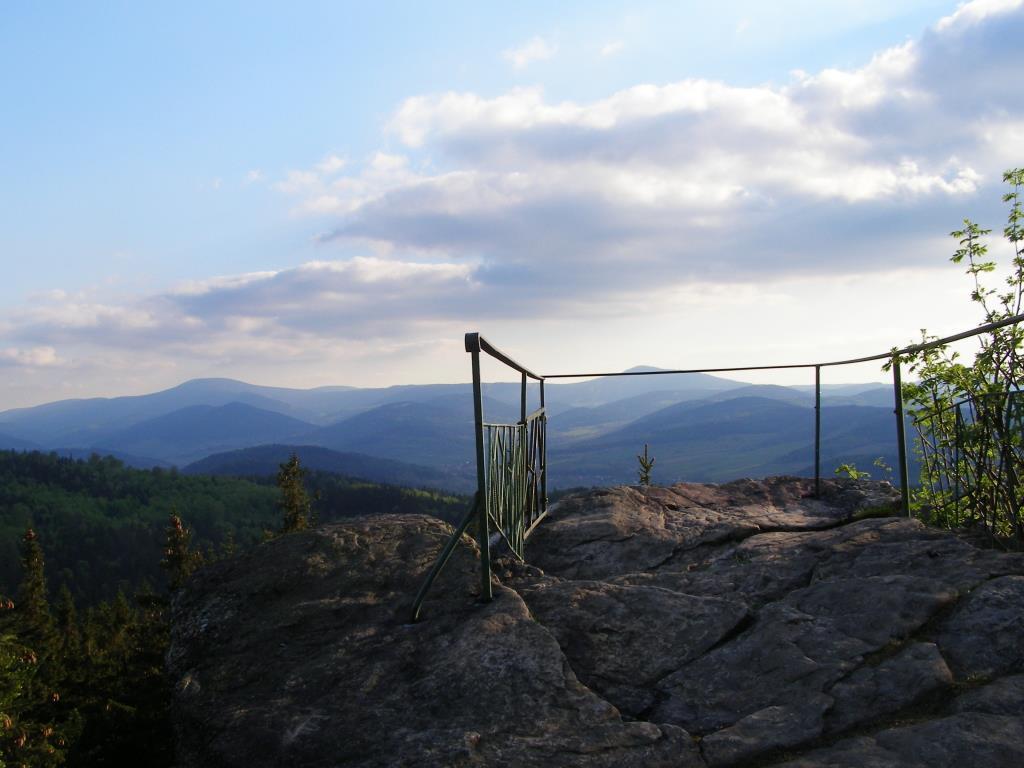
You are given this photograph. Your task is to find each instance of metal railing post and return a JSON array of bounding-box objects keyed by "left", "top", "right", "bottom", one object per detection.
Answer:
[
  {"left": 539, "top": 380, "right": 547, "bottom": 511},
  {"left": 814, "top": 365, "right": 821, "bottom": 498},
  {"left": 520, "top": 372, "right": 527, "bottom": 422},
  {"left": 892, "top": 356, "right": 911, "bottom": 517},
  {"left": 466, "top": 333, "right": 492, "bottom": 602}
]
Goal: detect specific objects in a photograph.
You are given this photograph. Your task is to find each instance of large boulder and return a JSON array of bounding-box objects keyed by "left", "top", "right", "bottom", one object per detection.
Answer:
[
  {"left": 170, "top": 478, "right": 1024, "bottom": 767},
  {"left": 168, "top": 515, "right": 700, "bottom": 767}
]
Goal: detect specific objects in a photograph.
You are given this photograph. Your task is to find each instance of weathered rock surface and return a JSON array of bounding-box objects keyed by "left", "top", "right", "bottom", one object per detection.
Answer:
[
  {"left": 168, "top": 515, "right": 699, "bottom": 768},
  {"left": 170, "top": 477, "right": 1024, "bottom": 767}
]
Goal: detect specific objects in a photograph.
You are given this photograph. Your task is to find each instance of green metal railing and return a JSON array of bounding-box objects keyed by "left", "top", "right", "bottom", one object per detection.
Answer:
[
  {"left": 410, "top": 314, "right": 1024, "bottom": 620},
  {"left": 410, "top": 333, "right": 546, "bottom": 621},
  {"left": 485, "top": 411, "right": 547, "bottom": 559}
]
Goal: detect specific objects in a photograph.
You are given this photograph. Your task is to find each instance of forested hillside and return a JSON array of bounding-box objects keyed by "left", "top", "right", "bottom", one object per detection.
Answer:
[
  {"left": 0, "top": 449, "right": 469, "bottom": 765},
  {"left": 0, "top": 450, "right": 468, "bottom": 605}
]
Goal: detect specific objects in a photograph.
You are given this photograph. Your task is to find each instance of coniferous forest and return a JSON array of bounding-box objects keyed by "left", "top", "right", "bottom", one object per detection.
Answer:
[{"left": 0, "top": 449, "right": 468, "bottom": 765}]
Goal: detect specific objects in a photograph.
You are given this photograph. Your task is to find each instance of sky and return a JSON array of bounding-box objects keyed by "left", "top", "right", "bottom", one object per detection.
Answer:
[{"left": 1, "top": 0, "right": 1023, "bottom": 409}]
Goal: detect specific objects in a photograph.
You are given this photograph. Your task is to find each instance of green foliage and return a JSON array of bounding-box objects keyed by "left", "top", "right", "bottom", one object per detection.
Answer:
[
  {"left": 0, "top": 627, "right": 71, "bottom": 768},
  {"left": 0, "top": 450, "right": 470, "bottom": 603},
  {"left": 834, "top": 462, "right": 870, "bottom": 480},
  {"left": 872, "top": 456, "right": 894, "bottom": 482},
  {"left": 1, "top": 529, "right": 172, "bottom": 767},
  {"left": 16, "top": 530, "right": 55, "bottom": 651},
  {"left": 276, "top": 453, "right": 312, "bottom": 534},
  {"left": 0, "top": 450, "right": 279, "bottom": 604},
  {"left": 895, "top": 168, "right": 1024, "bottom": 543},
  {"left": 636, "top": 444, "right": 655, "bottom": 485}
]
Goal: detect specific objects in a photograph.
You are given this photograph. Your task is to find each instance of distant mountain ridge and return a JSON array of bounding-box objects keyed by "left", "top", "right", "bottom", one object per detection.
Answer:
[{"left": 0, "top": 374, "right": 901, "bottom": 491}]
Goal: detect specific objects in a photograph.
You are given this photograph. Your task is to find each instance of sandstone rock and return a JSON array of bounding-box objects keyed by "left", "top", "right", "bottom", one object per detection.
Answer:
[
  {"left": 824, "top": 642, "right": 953, "bottom": 734},
  {"left": 699, "top": 694, "right": 832, "bottom": 768},
  {"left": 951, "top": 673, "right": 1024, "bottom": 715},
  {"left": 773, "top": 712, "right": 1024, "bottom": 767},
  {"left": 170, "top": 478, "right": 1024, "bottom": 767},
  {"left": 651, "top": 575, "right": 955, "bottom": 736},
  {"left": 168, "top": 515, "right": 701, "bottom": 768},
  {"left": 514, "top": 578, "right": 749, "bottom": 716},
  {"left": 526, "top": 477, "right": 893, "bottom": 581},
  {"left": 930, "top": 575, "right": 1024, "bottom": 680}
]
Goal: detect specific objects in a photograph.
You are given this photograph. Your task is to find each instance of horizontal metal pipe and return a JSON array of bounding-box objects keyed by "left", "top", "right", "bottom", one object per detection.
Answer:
[
  {"left": 542, "top": 312, "right": 1024, "bottom": 379},
  {"left": 486, "top": 407, "right": 546, "bottom": 429},
  {"left": 466, "top": 332, "right": 544, "bottom": 381}
]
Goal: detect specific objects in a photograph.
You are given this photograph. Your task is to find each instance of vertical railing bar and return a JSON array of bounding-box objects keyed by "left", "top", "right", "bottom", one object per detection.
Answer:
[
  {"left": 521, "top": 372, "right": 527, "bottom": 424},
  {"left": 539, "top": 380, "right": 547, "bottom": 513},
  {"left": 892, "top": 355, "right": 911, "bottom": 517},
  {"left": 814, "top": 365, "right": 821, "bottom": 499},
  {"left": 950, "top": 405, "right": 958, "bottom": 514},
  {"left": 468, "top": 336, "right": 492, "bottom": 602}
]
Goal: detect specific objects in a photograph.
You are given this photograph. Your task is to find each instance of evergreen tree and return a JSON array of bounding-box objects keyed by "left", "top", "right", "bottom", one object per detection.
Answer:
[
  {"left": 17, "top": 529, "right": 55, "bottom": 649},
  {"left": 160, "top": 514, "right": 201, "bottom": 591},
  {"left": 1, "top": 534, "right": 74, "bottom": 768},
  {"left": 54, "top": 585, "right": 80, "bottom": 663},
  {"left": 0, "top": 627, "right": 69, "bottom": 768},
  {"left": 277, "top": 454, "right": 312, "bottom": 533}
]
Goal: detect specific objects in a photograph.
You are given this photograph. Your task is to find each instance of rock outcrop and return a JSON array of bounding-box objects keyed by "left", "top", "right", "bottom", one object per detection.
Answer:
[{"left": 169, "top": 477, "right": 1024, "bottom": 767}]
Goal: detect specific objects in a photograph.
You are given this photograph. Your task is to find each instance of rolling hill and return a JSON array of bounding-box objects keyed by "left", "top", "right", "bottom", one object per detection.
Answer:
[
  {"left": 549, "top": 396, "right": 905, "bottom": 487},
  {"left": 80, "top": 402, "right": 317, "bottom": 466}
]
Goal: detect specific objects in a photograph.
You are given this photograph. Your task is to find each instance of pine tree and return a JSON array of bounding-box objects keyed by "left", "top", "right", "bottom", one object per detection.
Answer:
[
  {"left": 17, "top": 528, "right": 55, "bottom": 648},
  {"left": 0, "top": 533, "right": 73, "bottom": 768},
  {"left": 54, "top": 585, "right": 80, "bottom": 660},
  {"left": 160, "top": 513, "right": 201, "bottom": 590},
  {"left": 277, "top": 453, "right": 312, "bottom": 533}
]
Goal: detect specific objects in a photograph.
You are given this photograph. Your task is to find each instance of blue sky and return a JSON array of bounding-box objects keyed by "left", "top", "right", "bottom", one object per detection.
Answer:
[{"left": 1, "top": 0, "right": 1022, "bottom": 409}]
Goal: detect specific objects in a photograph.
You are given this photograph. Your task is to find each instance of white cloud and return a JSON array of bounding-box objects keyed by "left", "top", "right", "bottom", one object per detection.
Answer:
[
  {"left": 286, "top": 0, "right": 1022, "bottom": 298},
  {"left": 0, "top": 347, "right": 60, "bottom": 368},
  {"left": 502, "top": 36, "right": 557, "bottom": 69},
  {"left": 5, "top": 0, "right": 1023, "bottom": 405},
  {"left": 5, "top": 258, "right": 479, "bottom": 362},
  {"left": 316, "top": 154, "right": 347, "bottom": 174},
  {"left": 600, "top": 40, "right": 624, "bottom": 57},
  {"left": 245, "top": 169, "right": 264, "bottom": 183},
  {"left": 935, "top": 0, "right": 1022, "bottom": 31}
]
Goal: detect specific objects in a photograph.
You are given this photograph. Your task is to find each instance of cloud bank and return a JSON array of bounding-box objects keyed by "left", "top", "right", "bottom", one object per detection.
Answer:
[{"left": 2, "top": 0, "right": 1023, "bottom": 404}]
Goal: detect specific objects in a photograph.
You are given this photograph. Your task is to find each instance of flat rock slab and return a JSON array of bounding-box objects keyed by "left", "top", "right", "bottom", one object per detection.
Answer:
[
  {"left": 169, "top": 516, "right": 701, "bottom": 768},
  {"left": 772, "top": 712, "right": 1024, "bottom": 768},
  {"left": 515, "top": 578, "right": 749, "bottom": 717},
  {"left": 929, "top": 575, "right": 1024, "bottom": 679},
  {"left": 525, "top": 478, "right": 897, "bottom": 581},
  {"left": 170, "top": 478, "right": 1024, "bottom": 767}
]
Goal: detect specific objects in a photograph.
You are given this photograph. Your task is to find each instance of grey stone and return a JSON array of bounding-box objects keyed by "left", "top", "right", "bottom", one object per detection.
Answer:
[
  {"left": 515, "top": 577, "right": 749, "bottom": 716},
  {"left": 700, "top": 693, "right": 832, "bottom": 767},
  {"left": 773, "top": 712, "right": 1024, "bottom": 767},
  {"left": 931, "top": 575, "right": 1024, "bottom": 680},
  {"left": 952, "top": 673, "right": 1024, "bottom": 715},
  {"left": 651, "top": 576, "right": 954, "bottom": 735},
  {"left": 526, "top": 477, "right": 897, "bottom": 581},
  {"left": 825, "top": 642, "right": 953, "bottom": 734},
  {"left": 168, "top": 515, "right": 702, "bottom": 768},
  {"left": 652, "top": 600, "right": 870, "bottom": 734},
  {"left": 170, "top": 478, "right": 1024, "bottom": 767}
]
